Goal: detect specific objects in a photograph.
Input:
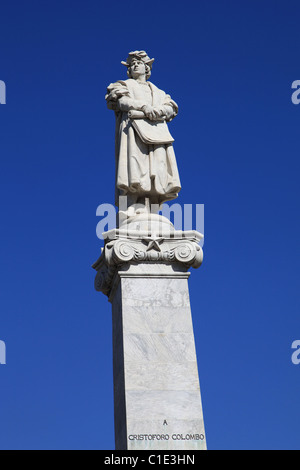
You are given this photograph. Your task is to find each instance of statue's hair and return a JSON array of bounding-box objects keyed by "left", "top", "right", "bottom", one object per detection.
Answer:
[
  {"left": 127, "top": 62, "right": 152, "bottom": 80},
  {"left": 122, "top": 51, "right": 154, "bottom": 81}
]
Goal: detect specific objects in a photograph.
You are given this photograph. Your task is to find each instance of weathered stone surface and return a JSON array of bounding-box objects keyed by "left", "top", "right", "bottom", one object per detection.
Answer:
[
  {"left": 93, "top": 51, "right": 206, "bottom": 451},
  {"left": 106, "top": 50, "right": 181, "bottom": 212},
  {"left": 107, "top": 262, "right": 206, "bottom": 450},
  {"left": 92, "top": 219, "right": 203, "bottom": 300}
]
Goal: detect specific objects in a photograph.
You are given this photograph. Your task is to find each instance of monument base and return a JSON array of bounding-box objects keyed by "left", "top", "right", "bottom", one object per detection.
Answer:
[{"left": 93, "top": 216, "right": 206, "bottom": 450}]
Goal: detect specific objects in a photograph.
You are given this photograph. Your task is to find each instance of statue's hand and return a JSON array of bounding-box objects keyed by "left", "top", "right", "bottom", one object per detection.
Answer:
[
  {"left": 142, "top": 105, "right": 166, "bottom": 121},
  {"left": 152, "top": 107, "right": 166, "bottom": 119},
  {"left": 142, "top": 104, "right": 155, "bottom": 120}
]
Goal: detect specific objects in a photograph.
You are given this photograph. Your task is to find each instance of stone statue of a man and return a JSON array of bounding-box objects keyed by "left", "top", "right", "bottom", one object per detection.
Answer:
[{"left": 105, "top": 50, "right": 181, "bottom": 216}]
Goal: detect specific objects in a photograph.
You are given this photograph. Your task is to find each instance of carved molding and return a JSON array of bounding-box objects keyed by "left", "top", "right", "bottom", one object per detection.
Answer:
[{"left": 92, "top": 232, "right": 203, "bottom": 297}]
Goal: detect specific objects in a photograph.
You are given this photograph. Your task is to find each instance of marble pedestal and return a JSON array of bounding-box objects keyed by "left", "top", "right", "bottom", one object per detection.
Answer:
[{"left": 93, "top": 216, "right": 206, "bottom": 450}]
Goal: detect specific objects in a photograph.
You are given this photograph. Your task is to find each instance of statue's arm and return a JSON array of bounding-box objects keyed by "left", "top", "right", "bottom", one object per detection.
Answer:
[
  {"left": 149, "top": 92, "right": 178, "bottom": 122},
  {"left": 105, "top": 81, "right": 145, "bottom": 113},
  {"left": 117, "top": 96, "right": 146, "bottom": 112},
  {"left": 159, "top": 95, "right": 178, "bottom": 122}
]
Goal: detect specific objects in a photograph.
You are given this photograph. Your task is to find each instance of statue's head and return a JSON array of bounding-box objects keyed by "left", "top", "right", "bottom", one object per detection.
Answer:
[{"left": 121, "top": 50, "right": 154, "bottom": 80}]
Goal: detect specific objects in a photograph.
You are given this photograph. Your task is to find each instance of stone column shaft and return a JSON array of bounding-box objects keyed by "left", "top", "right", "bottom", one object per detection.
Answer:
[
  {"left": 93, "top": 221, "right": 206, "bottom": 450},
  {"left": 110, "top": 264, "right": 206, "bottom": 450}
]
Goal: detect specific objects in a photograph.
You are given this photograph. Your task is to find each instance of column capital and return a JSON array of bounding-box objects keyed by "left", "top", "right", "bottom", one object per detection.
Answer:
[{"left": 92, "top": 226, "right": 203, "bottom": 299}]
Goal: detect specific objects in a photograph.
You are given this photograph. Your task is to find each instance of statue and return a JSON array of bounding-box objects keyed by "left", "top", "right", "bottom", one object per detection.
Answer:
[
  {"left": 94, "top": 51, "right": 206, "bottom": 453},
  {"left": 105, "top": 50, "right": 181, "bottom": 218}
]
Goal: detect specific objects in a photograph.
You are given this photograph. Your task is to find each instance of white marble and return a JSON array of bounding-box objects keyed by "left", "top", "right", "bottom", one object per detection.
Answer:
[
  {"left": 126, "top": 418, "right": 206, "bottom": 451},
  {"left": 111, "top": 265, "right": 207, "bottom": 450},
  {"left": 125, "top": 362, "right": 201, "bottom": 391},
  {"left": 94, "top": 50, "right": 206, "bottom": 451},
  {"left": 93, "top": 228, "right": 203, "bottom": 299},
  {"left": 105, "top": 50, "right": 181, "bottom": 213}
]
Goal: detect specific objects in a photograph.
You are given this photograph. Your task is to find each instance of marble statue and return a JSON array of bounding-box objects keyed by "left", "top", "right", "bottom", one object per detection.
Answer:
[
  {"left": 105, "top": 50, "right": 181, "bottom": 216},
  {"left": 95, "top": 51, "right": 206, "bottom": 451}
]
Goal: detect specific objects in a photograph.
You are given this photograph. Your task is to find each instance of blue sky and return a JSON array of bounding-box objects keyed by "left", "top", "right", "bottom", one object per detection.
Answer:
[{"left": 0, "top": 0, "right": 299, "bottom": 450}]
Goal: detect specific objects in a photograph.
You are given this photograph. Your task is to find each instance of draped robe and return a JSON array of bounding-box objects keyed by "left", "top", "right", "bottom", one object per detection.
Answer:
[{"left": 105, "top": 78, "right": 181, "bottom": 207}]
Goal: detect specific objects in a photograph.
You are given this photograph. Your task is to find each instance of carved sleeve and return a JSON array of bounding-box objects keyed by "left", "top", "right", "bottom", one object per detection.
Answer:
[
  {"left": 160, "top": 94, "right": 178, "bottom": 122},
  {"left": 105, "top": 81, "right": 145, "bottom": 112}
]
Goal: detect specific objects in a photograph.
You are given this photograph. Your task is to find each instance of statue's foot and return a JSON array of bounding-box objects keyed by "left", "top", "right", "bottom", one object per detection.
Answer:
[
  {"left": 118, "top": 206, "right": 136, "bottom": 219},
  {"left": 119, "top": 204, "right": 149, "bottom": 219},
  {"left": 135, "top": 206, "right": 148, "bottom": 215}
]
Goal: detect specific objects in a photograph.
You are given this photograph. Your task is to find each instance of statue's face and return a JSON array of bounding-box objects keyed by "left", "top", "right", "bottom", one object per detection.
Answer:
[{"left": 129, "top": 58, "right": 146, "bottom": 78}]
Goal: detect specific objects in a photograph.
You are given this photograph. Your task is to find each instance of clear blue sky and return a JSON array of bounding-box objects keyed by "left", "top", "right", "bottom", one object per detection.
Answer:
[{"left": 0, "top": 0, "right": 299, "bottom": 450}]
